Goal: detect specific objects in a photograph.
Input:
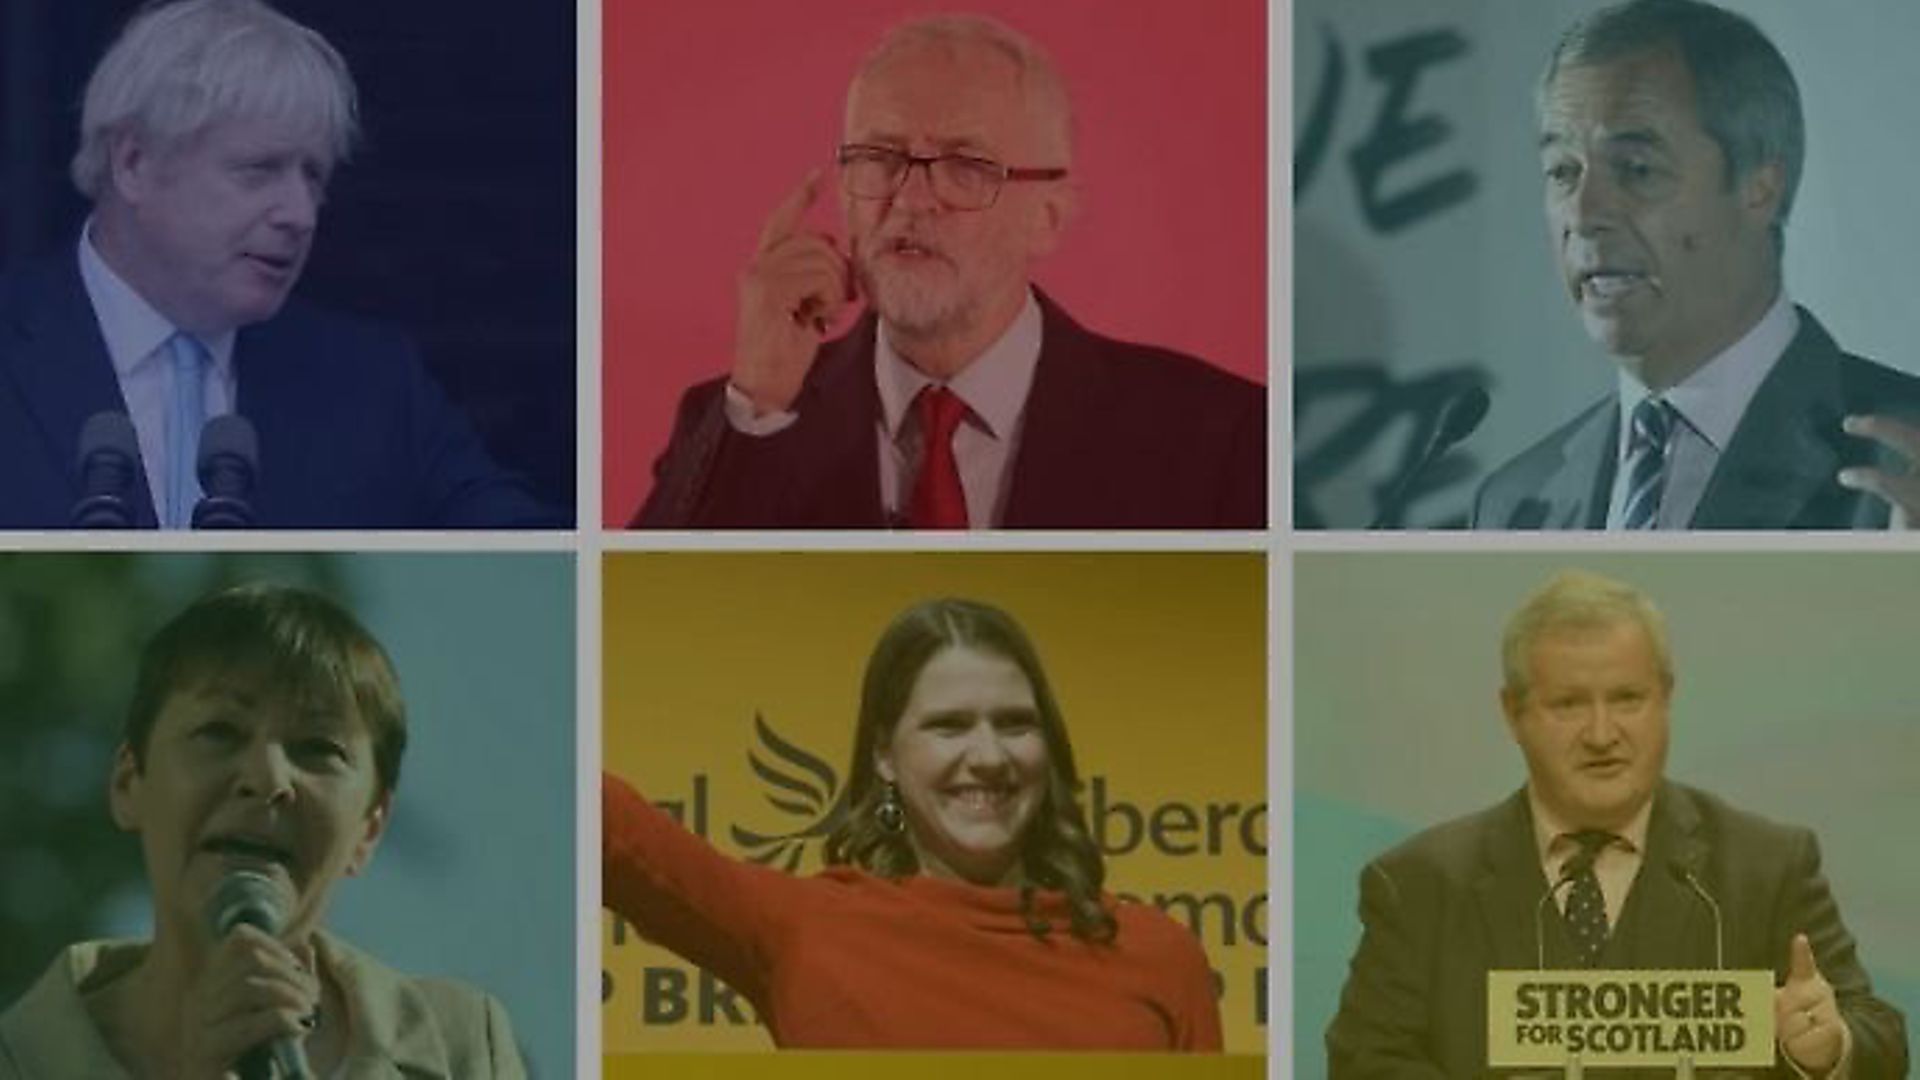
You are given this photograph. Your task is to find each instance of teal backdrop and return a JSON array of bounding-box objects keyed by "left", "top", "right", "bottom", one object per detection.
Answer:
[{"left": 0, "top": 552, "right": 575, "bottom": 1079}]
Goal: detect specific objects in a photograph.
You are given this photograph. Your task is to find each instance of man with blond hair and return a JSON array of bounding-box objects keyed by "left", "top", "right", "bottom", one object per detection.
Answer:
[
  {"left": 0, "top": 0, "right": 556, "bottom": 529},
  {"left": 1327, "top": 570, "right": 1905, "bottom": 1076},
  {"left": 635, "top": 14, "right": 1263, "bottom": 529}
]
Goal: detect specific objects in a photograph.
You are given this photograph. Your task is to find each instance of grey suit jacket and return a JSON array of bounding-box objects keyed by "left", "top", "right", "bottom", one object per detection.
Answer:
[
  {"left": 1326, "top": 782, "right": 1907, "bottom": 1078},
  {"left": 1472, "top": 309, "right": 1920, "bottom": 529},
  {"left": 0, "top": 933, "right": 525, "bottom": 1079}
]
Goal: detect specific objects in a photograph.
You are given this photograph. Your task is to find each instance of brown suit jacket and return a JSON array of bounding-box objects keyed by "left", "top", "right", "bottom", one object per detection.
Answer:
[{"left": 1326, "top": 782, "right": 1907, "bottom": 1078}]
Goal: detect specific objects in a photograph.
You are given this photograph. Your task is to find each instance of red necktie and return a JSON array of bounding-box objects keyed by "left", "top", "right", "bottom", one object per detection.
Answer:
[{"left": 909, "top": 385, "right": 969, "bottom": 529}]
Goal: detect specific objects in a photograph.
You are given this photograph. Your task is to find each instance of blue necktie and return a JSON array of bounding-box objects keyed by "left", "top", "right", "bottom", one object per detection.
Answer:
[
  {"left": 165, "top": 332, "right": 210, "bottom": 529},
  {"left": 1620, "top": 398, "right": 1676, "bottom": 530}
]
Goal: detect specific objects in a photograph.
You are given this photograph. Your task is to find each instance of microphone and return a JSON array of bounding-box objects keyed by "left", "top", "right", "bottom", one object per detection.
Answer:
[
  {"left": 192, "top": 415, "right": 260, "bottom": 529},
  {"left": 206, "top": 870, "right": 312, "bottom": 1080},
  {"left": 1533, "top": 870, "right": 1583, "bottom": 970},
  {"left": 71, "top": 412, "right": 141, "bottom": 529},
  {"left": 1668, "top": 859, "right": 1726, "bottom": 970},
  {"left": 1369, "top": 385, "right": 1491, "bottom": 528}
]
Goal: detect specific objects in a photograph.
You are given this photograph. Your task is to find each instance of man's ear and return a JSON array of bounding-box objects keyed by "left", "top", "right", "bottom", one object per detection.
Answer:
[
  {"left": 1499, "top": 687, "right": 1525, "bottom": 738},
  {"left": 108, "top": 742, "right": 143, "bottom": 832},
  {"left": 344, "top": 788, "right": 392, "bottom": 877},
  {"left": 107, "top": 131, "right": 160, "bottom": 207},
  {"left": 1739, "top": 160, "right": 1786, "bottom": 229},
  {"left": 1025, "top": 180, "right": 1077, "bottom": 259}
]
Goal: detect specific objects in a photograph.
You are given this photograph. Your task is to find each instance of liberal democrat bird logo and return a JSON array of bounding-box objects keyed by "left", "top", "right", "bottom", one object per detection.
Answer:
[{"left": 730, "top": 713, "right": 849, "bottom": 872}]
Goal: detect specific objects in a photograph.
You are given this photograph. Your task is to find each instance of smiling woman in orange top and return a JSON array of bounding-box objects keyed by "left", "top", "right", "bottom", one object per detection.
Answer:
[{"left": 602, "top": 597, "right": 1222, "bottom": 1049}]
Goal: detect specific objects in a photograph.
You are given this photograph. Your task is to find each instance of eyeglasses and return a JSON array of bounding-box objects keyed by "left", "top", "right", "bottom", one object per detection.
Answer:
[{"left": 835, "top": 144, "right": 1068, "bottom": 211}]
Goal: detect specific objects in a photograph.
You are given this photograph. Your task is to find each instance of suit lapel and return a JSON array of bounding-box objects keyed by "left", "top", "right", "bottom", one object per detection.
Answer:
[
  {"left": 233, "top": 319, "right": 298, "bottom": 440},
  {"left": 792, "top": 323, "right": 886, "bottom": 525},
  {"left": 1692, "top": 310, "right": 1847, "bottom": 528},
  {"left": 316, "top": 933, "right": 456, "bottom": 1078},
  {"left": 1474, "top": 790, "right": 1567, "bottom": 971},
  {"left": 1613, "top": 784, "right": 1710, "bottom": 969},
  {"left": 1505, "top": 398, "right": 1616, "bottom": 529},
  {"left": 1, "top": 251, "right": 158, "bottom": 526},
  {"left": 1001, "top": 298, "right": 1095, "bottom": 526}
]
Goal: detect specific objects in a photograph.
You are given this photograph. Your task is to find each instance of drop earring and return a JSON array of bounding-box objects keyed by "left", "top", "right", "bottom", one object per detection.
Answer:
[{"left": 876, "top": 781, "right": 906, "bottom": 834}]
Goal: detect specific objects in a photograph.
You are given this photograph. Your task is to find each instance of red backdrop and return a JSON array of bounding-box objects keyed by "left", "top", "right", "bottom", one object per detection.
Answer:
[{"left": 602, "top": 0, "right": 1268, "bottom": 524}]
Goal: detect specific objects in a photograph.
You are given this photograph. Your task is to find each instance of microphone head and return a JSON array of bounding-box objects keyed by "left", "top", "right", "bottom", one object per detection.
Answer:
[
  {"left": 72, "top": 411, "right": 142, "bottom": 528},
  {"left": 78, "top": 411, "right": 140, "bottom": 466},
  {"left": 197, "top": 414, "right": 260, "bottom": 480},
  {"left": 207, "top": 868, "right": 288, "bottom": 938},
  {"left": 1437, "top": 385, "right": 1491, "bottom": 446}
]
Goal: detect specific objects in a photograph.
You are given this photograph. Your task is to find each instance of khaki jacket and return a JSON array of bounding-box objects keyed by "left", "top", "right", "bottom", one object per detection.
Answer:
[{"left": 0, "top": 933, "right": 525, "bottom": 1079}]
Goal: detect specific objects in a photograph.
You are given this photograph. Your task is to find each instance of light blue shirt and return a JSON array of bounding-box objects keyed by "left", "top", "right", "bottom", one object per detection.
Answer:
[
  {"left": 76, "top": 224, "right": 237, "bottom": 523},
  {"left": 1606, "top": 291, "right": 1799, "bottom": 529}
]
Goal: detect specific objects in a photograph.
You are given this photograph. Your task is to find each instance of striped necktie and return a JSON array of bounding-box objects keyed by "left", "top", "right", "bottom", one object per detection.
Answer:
[
  {"left": 165, "top": 332, "right": 210, "bottom": 529},
  {"left": 1620, "top": 398, "right": 1676, "bottom": 530}
]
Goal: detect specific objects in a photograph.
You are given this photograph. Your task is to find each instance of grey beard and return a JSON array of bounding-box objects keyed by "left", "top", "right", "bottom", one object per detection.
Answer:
[{"left": 859, "top": 260, "right": 974, "bottom": 343}]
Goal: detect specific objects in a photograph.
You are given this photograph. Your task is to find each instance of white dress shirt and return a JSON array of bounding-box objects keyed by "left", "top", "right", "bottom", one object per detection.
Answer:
[
  {"left": 723, "top": 290, "right": 1044, "bottom": 528},
  {"left": 1606, "top": 291, "right": 1798, "bottom": 529},
  {"left": 1528, "top": 789, "right": 1653, "bottom": 929},
  {"left": 77, "top": 224, "right": 237, "bottom": 522}
]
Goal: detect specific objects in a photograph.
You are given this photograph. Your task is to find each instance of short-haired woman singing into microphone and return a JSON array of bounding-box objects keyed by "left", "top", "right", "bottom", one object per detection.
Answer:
[
  {"left": 602, "top": 597, "right": 1222, "bottom": 1049},
  {"left": 0, "top": 584, "right": 524, "bottom": 1078}
]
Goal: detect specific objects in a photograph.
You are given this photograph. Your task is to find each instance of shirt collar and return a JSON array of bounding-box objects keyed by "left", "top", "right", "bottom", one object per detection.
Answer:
[
  {"left": 313, "top": 931, "right": 459, "bottom": 1076},
  {"left": 1527, "top": 786, "right": 1655, "bottom": 868},
  {"left": 1615, "top": 289, "right": 1798, "bottom": 454},
  {"left": 874, "top": 288, "right": 1044, "bottom": 442},
  {"left": 77, "top": 221, "right": 239, "bottom": 379},
  {"left": 2, "top": 933, "right": 460, "bottom": 1079},
  {"left": 0, "top": 940, "right": 141, "bottom": 1077}
]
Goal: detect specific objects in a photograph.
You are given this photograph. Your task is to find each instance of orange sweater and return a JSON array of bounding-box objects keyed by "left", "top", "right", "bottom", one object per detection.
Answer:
[{"left": 603, "top": 772, "right": 1222, "bottom": 1050}]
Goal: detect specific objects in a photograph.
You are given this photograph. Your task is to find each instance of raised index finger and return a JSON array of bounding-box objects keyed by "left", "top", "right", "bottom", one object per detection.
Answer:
[{"left": 757, "top": 168, "right": 824, "bottom": 254}]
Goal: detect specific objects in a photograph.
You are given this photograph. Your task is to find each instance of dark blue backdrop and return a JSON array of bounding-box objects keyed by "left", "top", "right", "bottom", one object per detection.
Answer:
[{"left": 1, "top": 1, "right": 577, "bottom": 516}]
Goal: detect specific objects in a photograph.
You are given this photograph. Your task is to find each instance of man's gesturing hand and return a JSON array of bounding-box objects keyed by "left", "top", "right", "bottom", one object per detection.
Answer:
[
  {"left": 730, "top": 170, "right": 858, "bottom": 416},
  {"left": 1774, "top": 932, "right": 1846, "bottom": 1077},
  {"left": 1838, "top": 414, "right": 1920, "bottom": 528}
]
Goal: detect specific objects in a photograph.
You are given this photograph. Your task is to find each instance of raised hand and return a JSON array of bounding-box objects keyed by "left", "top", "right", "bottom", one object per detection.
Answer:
[
  {"left": 730, "top": 170, "right": 858, "bottom": 415},
  {"left": 1773, "top": 932, "right": 1845, "bottom": 1076}
]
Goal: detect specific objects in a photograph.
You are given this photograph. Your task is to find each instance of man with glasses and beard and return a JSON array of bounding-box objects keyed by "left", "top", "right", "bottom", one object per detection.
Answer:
[{"left": 634, "top": 15, "right": 1264, "bottom": 530}]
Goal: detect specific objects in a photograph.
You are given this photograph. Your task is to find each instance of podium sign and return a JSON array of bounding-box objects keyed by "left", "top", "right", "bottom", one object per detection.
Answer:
[{"left": 1487, "top": 970, "right": 1775, "bottom": 1070}]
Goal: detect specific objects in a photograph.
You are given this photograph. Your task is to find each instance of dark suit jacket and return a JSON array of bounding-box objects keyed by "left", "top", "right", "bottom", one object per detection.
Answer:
[
  {"left": 1326, "top": 782, "right": 1907, "bottom": 1078},
  {"left": 1473, "top": 309, "right": 1920, "bottom": 529},
  {"left": 633, "top": 292, "right": 1265, "bottom": 528},
  {"left": 0, "top": 250, "right": 562, "bottom": 529}
]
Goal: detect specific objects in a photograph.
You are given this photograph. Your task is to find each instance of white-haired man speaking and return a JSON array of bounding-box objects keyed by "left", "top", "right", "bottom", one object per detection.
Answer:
[
  {"left": 633, "top": 15, "right": 1265, "bottom": 530},
  {"left": 0, "top": 0, "right": 558, "bottom": 529}
]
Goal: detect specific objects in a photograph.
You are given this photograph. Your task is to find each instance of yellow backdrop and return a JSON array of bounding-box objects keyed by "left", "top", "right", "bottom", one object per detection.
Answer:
[{"left": 602, "top": 551, "right": 1268, "bottom": 1056}]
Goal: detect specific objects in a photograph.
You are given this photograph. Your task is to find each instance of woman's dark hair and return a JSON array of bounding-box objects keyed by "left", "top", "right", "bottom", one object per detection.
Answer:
[
  {"left": 823, "top": 598, "right": 1115, "bottom": 942},
  {"left": 125, "top": 582, "right": 407, "bottom": 798}
]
